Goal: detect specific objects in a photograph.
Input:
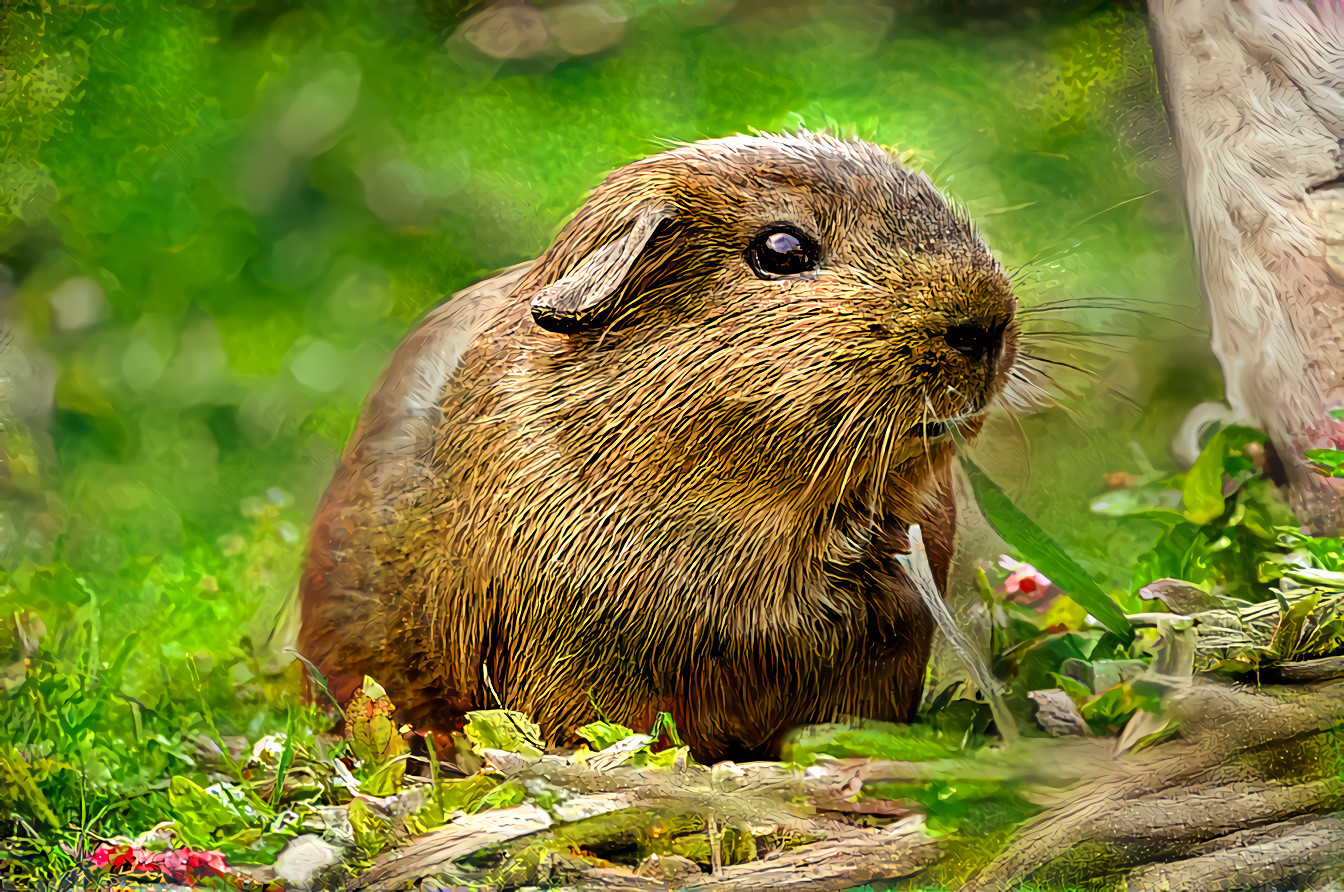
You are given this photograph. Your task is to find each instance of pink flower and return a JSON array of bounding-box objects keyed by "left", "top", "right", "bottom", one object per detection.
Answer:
[
  {"left": 998, "top": 556, "right": 1053, "bottom": 603},
  {"left": 90, "top": 843, "right": 230, "bottom": 884}
]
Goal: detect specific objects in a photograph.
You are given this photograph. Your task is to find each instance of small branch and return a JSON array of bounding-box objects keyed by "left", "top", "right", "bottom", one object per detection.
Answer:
[
  {"left": 900, "top": 524, "right": 1019, "bottom": 740},
  {"left": 675, "top": 817, "right": 939, "bottom": 892},
  {"left": 478, "top": 748, "right": 927, "bottom": 820},
  {"left": 1272, "top": 656, "right": 1344, "bottom": 683},
  {"left": 352, "top": 803, "right": 552, "bottom": 891},
  {"left": 571, "top": 867, "right": 673, "bottom": 890}
]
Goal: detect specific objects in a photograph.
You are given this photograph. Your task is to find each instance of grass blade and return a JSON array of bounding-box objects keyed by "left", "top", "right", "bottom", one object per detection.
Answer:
[{"left": 960, "top": 454, "right": 1134, "bottom": 642}]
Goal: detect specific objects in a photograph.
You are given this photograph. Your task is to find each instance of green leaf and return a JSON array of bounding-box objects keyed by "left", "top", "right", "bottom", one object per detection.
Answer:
[
  {"left": 433, "top": 774, "right": 504, "bottom": 813},
  {"left": 649, "top": 711, "right": 684, "bottom": 748},
  {"left": 782, "top": 720, "right": 965, "bottom": 766},
  {"left": 0, "top": 744, "right": 60, "bottom": 826},
  {"left": 643, "top": 745, "right": 691, "bottom": 768},
  {"left": 346, "top": 676, "right": 410, "bottom": 795},
  {"left": 477, "top": 780, "right": 527, "bottom": 811},
  {"left": 462, "top": 709, "right": 545, "bottom": 757},
  {"left": 1182, "top": 432, "right": 1229, "bottom": 523},
  {"left": 269, "top": 709, "right": 297, "bottom": 809},
  {"left": 576, "top": 720, "right": 638, "bottom": 750},
  {"left": 575, "top": 710, "right": 693, "bottom": 767},
  {"left": 1048, "top": 673, "right": 1092, "bottom": 704},
  {"left": 348, "top": 797, "right": 395, "bottom": 858},
  {"left": 961, "top": 455, "right": 1133, "bottom": 641},
  {"left": 167, "top": 775, "right": 277, "bottom": 858},
  {"left": 1306, "top": 448, "right": 1344, "bottom": 478},
  {"left": 1059, "top": 658, "right": 1146, "bottom": 694},
  {"left": 409, "top": 774, "right": 509, "bottom": 833},
  {"left": 1268, "top": 591, "right": 1321, "bottom": 660}
]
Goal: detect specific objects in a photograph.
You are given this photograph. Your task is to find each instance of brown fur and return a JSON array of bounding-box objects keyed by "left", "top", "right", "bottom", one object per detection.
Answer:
[{"left": 298, "top": 132, "right": 1019, "bottom": 761}]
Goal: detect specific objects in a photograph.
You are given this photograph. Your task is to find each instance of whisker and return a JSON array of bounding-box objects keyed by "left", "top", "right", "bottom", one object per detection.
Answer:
[
  {"left": 1017, "top": 301, "right": 1198, "bottom": 331},
  {"left": 828, "top": 409, "right": 880, "bottom": 533},
  {"left": 925, "top": 384, "right": 985, "bottom": 427},
  {"left": 1008, "top": 188, "right": 1162, "bottom": 272},
  {"left": 950, "top": 414, "right": 977, "bottom": 439},
  {"left": 1001, "top": 403, "right": 1032, "bottom": 486},
  {"left": 1016, "top": 357, "right": 1143, "bottom": 414},
  {"left": 1025, "top": 392, "right": 1095, "bottom": 445},
  {"left": 1018, "top": 328, "right": 1134, "bottom": 341},
  {"left": 999, "top": 370, "right": 1057, "bottom": 413},
  {"left": 1018, "top": 300, "right": 1152, "bottom": 315},
  {"left": 1011, "top": 362, "right": 1086, "bottom": 402},
  {"left": 1016, "top": 338, "right": 1123, "bottom": 357},
  {"left": 920, "top": 391, "right": 936, "bottom": 479},
  {"left": 942, "top": 381, "right": 973, "bottom": 413},
  {"left": 1018, "top": 353, "right": 1104, "bottom": 380},
  {"left": 1008, "top": 237, "right": 1102, "bottom": 276}
]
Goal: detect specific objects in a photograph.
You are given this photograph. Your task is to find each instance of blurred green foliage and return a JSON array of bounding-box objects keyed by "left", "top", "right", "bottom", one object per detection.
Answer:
[{"left": 0, "top": 0, "right": 1222, "bottom": 884}]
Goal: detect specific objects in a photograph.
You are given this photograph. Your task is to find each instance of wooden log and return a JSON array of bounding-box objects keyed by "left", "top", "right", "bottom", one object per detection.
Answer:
[
  {"left": 1148, "top": 0, "right": 1344, "bottom": 530},
  {"left": 1126, "top": 813, "right": 1344, "bottom": 891},
  {"left": 960, "top": 677, "right": 1344, "bottom": 891},
  {"left": 568, "top": 821, "right": 940, "bottom": 892}
]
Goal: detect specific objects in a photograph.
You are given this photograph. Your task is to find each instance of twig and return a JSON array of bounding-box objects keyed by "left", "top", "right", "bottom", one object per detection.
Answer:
[
  {"left": 351, "top": 803, "right": 552, "bottom": 891},
  {"left": 707, "top": 815, "right": 722, "bottom": 876},
  {"left": 899, "top": 524, "right": 1019, "bottom": 740},
  {"left": 676, "top": 816, "right": 939, "bottom": 892},
  {"left": 1273, "top": 656, "right": 1344, "bottom": 683}
]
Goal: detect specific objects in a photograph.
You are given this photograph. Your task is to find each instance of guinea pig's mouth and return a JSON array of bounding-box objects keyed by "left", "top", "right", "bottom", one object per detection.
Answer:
[{"left": 905, "top": 421, "right": 951, "bottom": 441}]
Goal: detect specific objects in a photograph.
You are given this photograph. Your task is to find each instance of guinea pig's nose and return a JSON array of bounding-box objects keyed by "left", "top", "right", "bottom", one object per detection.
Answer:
[{"left": 944, "top": 321, "right": 1004, "bottom": 363}]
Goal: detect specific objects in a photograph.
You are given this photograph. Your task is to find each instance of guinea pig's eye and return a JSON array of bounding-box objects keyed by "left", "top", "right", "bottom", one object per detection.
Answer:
[{"left": 746, "top": 225, "right": 820, "bottom": 279}]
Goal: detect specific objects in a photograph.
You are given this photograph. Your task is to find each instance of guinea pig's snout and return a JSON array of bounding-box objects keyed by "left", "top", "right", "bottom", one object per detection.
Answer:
[{"left": 943, "top": 319, "right": 1007, "bottom": 365}]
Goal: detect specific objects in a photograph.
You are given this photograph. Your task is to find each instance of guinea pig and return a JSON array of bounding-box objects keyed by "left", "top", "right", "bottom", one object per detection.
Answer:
[{"left": 298, "top": 131, "right": 1019, "bottom": 762}]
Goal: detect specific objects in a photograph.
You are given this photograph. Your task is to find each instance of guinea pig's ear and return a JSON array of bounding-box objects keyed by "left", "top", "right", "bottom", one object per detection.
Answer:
[{"left": 530, "top": 204, "right": 674, "bottom": 334}]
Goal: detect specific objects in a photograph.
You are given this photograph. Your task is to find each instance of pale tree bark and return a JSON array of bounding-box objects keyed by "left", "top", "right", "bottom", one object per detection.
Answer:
[{"left": 1148, "top": 0, "right": 1344, "bottom": 531}]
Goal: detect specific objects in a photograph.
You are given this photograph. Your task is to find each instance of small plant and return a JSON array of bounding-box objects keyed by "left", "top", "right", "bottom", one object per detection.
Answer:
[{"left": 1305, "top": 407, "right": 1344, "bottom": 478}]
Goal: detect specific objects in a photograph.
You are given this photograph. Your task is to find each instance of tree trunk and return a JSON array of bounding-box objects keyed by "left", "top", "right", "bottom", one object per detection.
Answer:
[{"left": 1148, "top": 0, "right": 1344, "bottom": 531}]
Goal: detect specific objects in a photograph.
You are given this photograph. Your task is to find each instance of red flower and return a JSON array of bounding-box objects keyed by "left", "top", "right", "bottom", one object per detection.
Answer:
[
  {"left": 90, "top": 843, "right": 231, "bottom": 885},
  {"left": 997, "top": 556, "right": 1055, "bottom": 605}
]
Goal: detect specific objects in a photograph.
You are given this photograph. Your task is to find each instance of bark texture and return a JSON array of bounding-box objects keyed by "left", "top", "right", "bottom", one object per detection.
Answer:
[{"left": 1148, "top": 0, "right": 1344, "bottom": 529}]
